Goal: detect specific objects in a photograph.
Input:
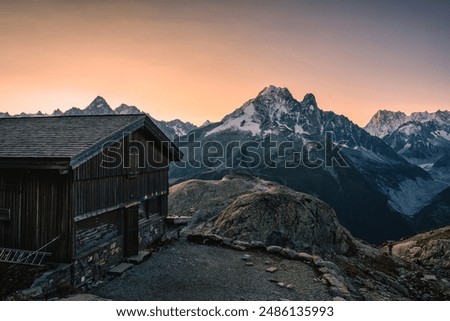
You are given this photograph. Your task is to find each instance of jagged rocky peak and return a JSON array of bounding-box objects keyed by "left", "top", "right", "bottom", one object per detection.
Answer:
[
  {"left": 365, "top": 109, "right": 408, "bottom": 138},
  {"left": 52, "top": 108, "right": 63, "bottom": 116},
  {"left": 257, "top": 85, "right": 293, "bottom": 99},
  {"left": 201, "top": 120, "right": 211, "bottom": 127},
  {"left": 85, "top": 96, "right": 113, "bottom": 114},
  {"left": 253, "top": 85, "right": 300, "bottom": 110},
  {"left": 302, "top": 92, "right": 317, "bottom": 105},
  {"left": 114, "top": 103, "right": 142, "bottom": 115}
]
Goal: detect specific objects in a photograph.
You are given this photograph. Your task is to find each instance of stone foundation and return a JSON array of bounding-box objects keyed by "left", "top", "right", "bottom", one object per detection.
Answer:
[
  {"left": 72, "top": 237, "right": 123, "bottom": 287},
  {"left": 10, "top": 215, "right": 173, "bottom": 300}
]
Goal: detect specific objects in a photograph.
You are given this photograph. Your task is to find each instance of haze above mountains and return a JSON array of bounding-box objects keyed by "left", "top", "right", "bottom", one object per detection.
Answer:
[{"left": 1, "top": 86, "right": 449, "bottom": 244}]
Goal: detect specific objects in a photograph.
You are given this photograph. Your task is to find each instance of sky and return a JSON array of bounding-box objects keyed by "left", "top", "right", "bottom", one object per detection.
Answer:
[{"left": 0, "top": 0, "right": 449, "bottom": 126}]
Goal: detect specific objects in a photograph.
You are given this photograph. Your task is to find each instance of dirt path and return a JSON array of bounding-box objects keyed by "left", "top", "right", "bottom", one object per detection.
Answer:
[{"left": 91, "top": 237, "right": 332, "bottom": 301}]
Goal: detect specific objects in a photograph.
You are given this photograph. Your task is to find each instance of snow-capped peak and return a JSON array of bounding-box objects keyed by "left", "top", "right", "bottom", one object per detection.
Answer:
[
  {"left": 365, "top": 109, "right": 450, "bottom": 139},
  {"left": 205, "top": 85, "right": 323, "bottom": 138},
  {"left": 365, "top": 110, "right": 408, "bottom": 138}
]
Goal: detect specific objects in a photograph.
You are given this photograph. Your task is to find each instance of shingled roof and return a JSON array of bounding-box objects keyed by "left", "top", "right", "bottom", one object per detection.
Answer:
[{"left": 0, "top": 114, "right": 181, "bottom": 169}]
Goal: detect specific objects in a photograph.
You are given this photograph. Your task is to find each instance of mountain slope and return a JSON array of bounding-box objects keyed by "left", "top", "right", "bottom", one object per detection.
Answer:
[
  {"left": 170, "top": 86, "right": 450, "bottom": 242},
  {"left": 412, "top": 186, "right": 450, "bottom": 232},
  {"left": 170, "top": 86, "right": 445, "bottom": 242},
  {"left": 365, "top": 109, "right": 450, "bottom": 184}
]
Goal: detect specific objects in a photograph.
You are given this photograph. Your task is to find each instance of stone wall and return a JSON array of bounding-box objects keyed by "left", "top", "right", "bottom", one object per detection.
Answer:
[
  {"left": 138, "top": 215, "right": 166, "bottom": 249},
  {"left": 11, "top": 211, "right": 170, "bottom": 299},
  {"left": 72, "top": 237, "right": 123, "bottom": 287},
  {"left": 75, "top": 209, "right": 121, "bottom": 255},
  {"left": 72, "top": 215, "right": 167, "bottom": 287}
]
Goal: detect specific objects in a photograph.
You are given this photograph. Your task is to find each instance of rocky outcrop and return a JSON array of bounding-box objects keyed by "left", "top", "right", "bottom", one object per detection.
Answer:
[
  {"left": 170, "top": 174, "right": 450, "bottom": 300},
  {"left": 169, "top": 173, "right": 278, "bottom": 225},
  {"left": 384, "top": 225, "right": 450, "bottom": 279},
  {"left": 170, "top": 174, "right": 355, "bottom": 255},
  {"left": 209, "top": 191, "right": 354, "bottom": 255}
]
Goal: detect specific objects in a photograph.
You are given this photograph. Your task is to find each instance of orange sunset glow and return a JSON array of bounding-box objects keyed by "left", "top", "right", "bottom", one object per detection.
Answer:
[{"left": 0, "top": 0, "right": 449, "bottom": 126}]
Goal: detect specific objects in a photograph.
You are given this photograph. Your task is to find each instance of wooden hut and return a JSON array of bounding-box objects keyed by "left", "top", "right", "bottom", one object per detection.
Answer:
[{"left": 0, "top": 114, "right": 181, "bottom": 284}]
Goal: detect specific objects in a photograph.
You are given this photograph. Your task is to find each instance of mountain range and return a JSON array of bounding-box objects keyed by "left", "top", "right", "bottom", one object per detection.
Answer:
[
  {"left": 2, "top": 87, "right": 449, "bottom": 243},
  {"left": 170, "top": 86, "right": 449, "bottom": 243},
  {"left": 0, "top": 96, "right": 198, "bottom": 139},
  {"left": 365, "top": 109, "right": 450, "bottom": 184}
]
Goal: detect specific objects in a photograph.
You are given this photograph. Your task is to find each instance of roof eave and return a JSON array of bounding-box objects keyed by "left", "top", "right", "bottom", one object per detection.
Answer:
[{"left": 0, "top": 157, "right": 71, "bottom": 170}]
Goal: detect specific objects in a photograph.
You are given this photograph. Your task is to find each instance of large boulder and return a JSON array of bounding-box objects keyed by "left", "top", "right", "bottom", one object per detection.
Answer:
[
  {"left": 169, "top": 173, "right": 279, "bottom": 225},
  {"left": 169, "top": 173, "right": 355, "bottom": 255},
  {"left": 207, "top": 191, "right": 355, "bottom": 255}
]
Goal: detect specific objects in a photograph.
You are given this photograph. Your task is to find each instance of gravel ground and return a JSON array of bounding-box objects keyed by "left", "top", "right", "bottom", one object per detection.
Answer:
[{"left": 91, "top": 237, "right": 332, "bottom": 301}]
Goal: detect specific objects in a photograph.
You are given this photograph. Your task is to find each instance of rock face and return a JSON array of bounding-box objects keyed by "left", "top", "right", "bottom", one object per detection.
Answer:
[
  {"left": 209, "top": 191, "right": 353, "bottom": 255},
  {"left": 170, "top": 173, "right": 354, "bottom": 255},
  {"left": 385, "top": 225, "right": 450, "bottom": 279},
  {"left": 169, "top": 173, "right": 274, "bottom": 224}
]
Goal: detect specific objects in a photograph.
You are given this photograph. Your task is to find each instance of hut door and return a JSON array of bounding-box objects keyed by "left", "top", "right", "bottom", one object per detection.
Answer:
[
  {"left": 124, "top": 205, "right": 139, "bottom": 257},
  {"left": 0, "top": 179, "right": 20, "bottom": 249}
]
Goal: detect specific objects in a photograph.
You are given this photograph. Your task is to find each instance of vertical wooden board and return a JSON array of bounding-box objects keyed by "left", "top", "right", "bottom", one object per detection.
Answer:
[{"left": 123, "top": 205, "right": 139, "bottom": 257}]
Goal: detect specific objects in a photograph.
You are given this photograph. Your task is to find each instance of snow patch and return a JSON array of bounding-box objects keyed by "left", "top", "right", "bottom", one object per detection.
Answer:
[
  {"left": 294, "top": 124, "right": 304, "bottom": 135},
  {"left": 384, "top": 178, "right": 446, "bottom": 216},
  {"left": 397, "top": 123, "right": 420, "bottom": 135},
  {"left": 432, "top": 130, "right": 450, "bottom": 141},
  {"left": 206, "top": 103, "right": 261, "bottom": 137},
  {"left": 418, "top": 163, "right": 434, "bottom": 171}
]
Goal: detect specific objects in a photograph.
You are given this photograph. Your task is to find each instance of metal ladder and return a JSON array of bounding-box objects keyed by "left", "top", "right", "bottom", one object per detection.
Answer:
[{"left": 0, "top": 248, "right": 51, "bottom": 267}]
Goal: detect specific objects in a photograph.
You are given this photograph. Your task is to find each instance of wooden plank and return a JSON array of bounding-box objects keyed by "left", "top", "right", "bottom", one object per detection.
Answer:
[{"left": 108, "top": 263, "right": 133, "bottom": 275}]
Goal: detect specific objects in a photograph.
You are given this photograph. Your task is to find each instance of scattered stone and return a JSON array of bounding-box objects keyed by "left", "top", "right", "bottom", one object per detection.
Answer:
[
  {"left": 266, "top": 266, "right": 278, "bottom": 273},
  {"left": 322, "top": 273, "right": 351, "bottom": 298},
  {"left": 286, "top": 284, "right": 294, "bottom": 290},
  {"left": 295, "top": 252, "right": 313, "bottom": 263},
  {"left": 312, "top": 255, "right": 324, "bottom": 266},
  {"left": 265, "top": 260, "right": 271, "bottom": 265},
  {"left": 277, "top": 282, "right": 285, "bottom": 288},
  {"left": 267, "top": 246, "right": 283, "bottom": 254},
  {"left": 230, "top": 244, "right": 246, "bottom": 251},
  {"left": 250, "top": 241, "right": 266, "bottom": 248},
  {"left": 422, "top": 275, "right": 438, "bottom": 282},
  {"left": 333, "top": 296, "right": 346, "bottom": 301},
  {"left": 222, "top": 238, "right": 233, "bottom": 246},
  {"left": 278, "top": 297, "right": 290, "bottom": 301},
  {"left": 233, "top": 240, "right": 251, "bottom": 248},
  {"left": 280, "top": 248, "right": 298, "bottom": 259},
  {"left": 245, "top": 262, "right": 254, "bottom": 267},
  {"left": 242, "top": 254, "right": 251, "bottom": 261},
  {"left": 314, "top": 259, "right": 341, "bottom": 273}
]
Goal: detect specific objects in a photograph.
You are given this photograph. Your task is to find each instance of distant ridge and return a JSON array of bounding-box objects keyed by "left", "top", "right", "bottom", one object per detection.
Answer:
[{"left": 0, "top": 96, "right": 198, "bottom": 139}]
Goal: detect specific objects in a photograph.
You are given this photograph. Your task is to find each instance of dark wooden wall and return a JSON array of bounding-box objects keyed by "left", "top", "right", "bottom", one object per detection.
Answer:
[
  {"left": 72, "top": 130, "right": 171, "bottom": 257},
  {"left": 0, "top": 169, "right": 71, "bottom": 262},
  {"left": 72, "top": 130, "right": 170, "bottom": 217}
]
